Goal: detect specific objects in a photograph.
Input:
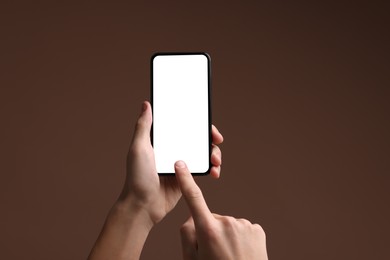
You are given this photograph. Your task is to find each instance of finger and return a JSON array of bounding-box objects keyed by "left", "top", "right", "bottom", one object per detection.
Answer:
[
  {"left": 175, "top": 161, "right": 214, "bottom": 226},
  {"left": 180, "top": 217, "right": 197, "bottom": 260},
  {"left": 211, "top": 125, "right": 223, "bottom": 145},
  {"left": 211, "top": 144, "right": 222, "bottom": 166},
  {"left": 209, "top": 165, "right": 221, "bottom": 179},
  {"left": 131, "top": 101, "right": 152, "bottom": 146},
  {"left": 236, "top": 218, "right": 252, "bottom": 226},
  {"left": 212, "top": 213, "right": 223, "bottom": 218}
]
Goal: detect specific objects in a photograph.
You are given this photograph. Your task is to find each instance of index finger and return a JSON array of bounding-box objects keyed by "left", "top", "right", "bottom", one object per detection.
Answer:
[{"left": 175, "top": 161, "right": 214, "bottom": 226}]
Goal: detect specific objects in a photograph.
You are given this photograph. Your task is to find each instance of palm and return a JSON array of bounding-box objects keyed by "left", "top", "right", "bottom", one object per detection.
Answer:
[
  {"left": 159, "top": 176, "right": 182, "bottom": 215},
  {"left": 125, "top": 143, "right": 181, "bottom": 223}
]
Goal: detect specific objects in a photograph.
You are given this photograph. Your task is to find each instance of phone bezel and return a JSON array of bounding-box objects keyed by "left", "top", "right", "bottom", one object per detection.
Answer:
[{"left": 150, "top": 52, "right": 212, "bottom": 175}]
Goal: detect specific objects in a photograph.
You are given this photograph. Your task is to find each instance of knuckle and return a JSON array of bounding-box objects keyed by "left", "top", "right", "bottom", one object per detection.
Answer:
[
  {"left": 180, "top": 219, "right": 195, "bottom": 236},
  {"left": 128, "top": 142, "right": 147, "bottom": 157},
  {"left": 253, "top": 223, "right": 266, "bottom": 239},
  {"left": 238, "top": 218, "right": 252, "bottom": 226},
  {"left": 221, "top": 216, "right": 236, "bottom": 228},
  {"left": 127, "top": 145, "right": 139, "bottom": 158},
  {"left": 181, "top": 218, "right": 193, "bottom": 228},
  {"left": 201, "top": 222, "right": 219, "bottom": 240},
  {"left": 136, "top": 116, "right": 146, "bottom": 126},
  {"left": 135, "top": 118, "right": 147, "bottom": 131},
  {"left": 180, "top": 224, "right": 190, "bottom": 234}
]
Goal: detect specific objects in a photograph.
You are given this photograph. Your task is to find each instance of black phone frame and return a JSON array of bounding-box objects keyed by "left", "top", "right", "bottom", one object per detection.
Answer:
[{"left": 150, "top": 52, "right": 212, "bottom": 175}]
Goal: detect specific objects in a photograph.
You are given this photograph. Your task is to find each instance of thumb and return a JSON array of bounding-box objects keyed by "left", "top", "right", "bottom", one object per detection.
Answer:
[
  {"left": 131, "top": 101, "right": 152, "bottom": 146},
  {"left": 175, "top": 161, "right": 213, "bottom": 226}
]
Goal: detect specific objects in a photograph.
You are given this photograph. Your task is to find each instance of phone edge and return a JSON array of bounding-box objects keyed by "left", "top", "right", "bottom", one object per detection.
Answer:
[{"left": 150, "top": 52, "right": 212, "bottom": 176}]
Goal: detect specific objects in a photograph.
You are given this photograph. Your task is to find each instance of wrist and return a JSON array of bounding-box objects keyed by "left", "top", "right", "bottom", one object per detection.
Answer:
[
  {"left": 111, "top": 198, "right": 155, "bottom": 232},
  {"left": 118, "top": 188, "right": 167, "bottom": 225},
  {"left": 88, "top": 198, "right": 154, "bottom": 260}
]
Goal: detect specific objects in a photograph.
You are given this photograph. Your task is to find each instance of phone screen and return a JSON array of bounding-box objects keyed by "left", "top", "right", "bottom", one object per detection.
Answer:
[{"left": 151, "top": 53, "right": 211, "bottom": 175}]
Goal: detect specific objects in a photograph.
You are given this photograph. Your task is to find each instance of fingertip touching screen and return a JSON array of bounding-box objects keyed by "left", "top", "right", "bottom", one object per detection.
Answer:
[{"left": 152, "top": 53, "right": 211, "bottom": 174}]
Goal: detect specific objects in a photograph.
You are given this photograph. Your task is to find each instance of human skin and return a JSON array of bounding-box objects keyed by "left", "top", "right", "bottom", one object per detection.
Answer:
[
  {"left": 175, "top": 161, "right": 268, "bottom": 260},
  {"left": 87, "top": 101, "right": 223, "bottom": 260}
]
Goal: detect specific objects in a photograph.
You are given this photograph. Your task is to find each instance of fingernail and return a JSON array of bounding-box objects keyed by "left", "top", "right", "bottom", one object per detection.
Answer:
[{"left": 175, "top": 160, "right": 186, "bottom": 168}]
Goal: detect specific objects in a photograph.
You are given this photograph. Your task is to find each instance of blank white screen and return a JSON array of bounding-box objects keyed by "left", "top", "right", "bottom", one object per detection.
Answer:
[{"left": 153, "top": 54, "right": 210, "bottom": 174}]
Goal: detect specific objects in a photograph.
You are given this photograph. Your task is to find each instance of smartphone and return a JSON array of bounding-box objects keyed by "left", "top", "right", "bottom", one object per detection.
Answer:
[{"left": 151, "top": 52, "right": 211, "bottom": 175}]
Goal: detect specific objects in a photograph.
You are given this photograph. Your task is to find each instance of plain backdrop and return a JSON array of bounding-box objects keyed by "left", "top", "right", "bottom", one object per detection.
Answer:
[{"left": 0, "top": 1, "right": 389, "bottom": 259}]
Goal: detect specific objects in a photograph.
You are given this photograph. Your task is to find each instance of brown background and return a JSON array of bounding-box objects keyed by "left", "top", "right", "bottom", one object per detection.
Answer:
[{"left": 0, "top": 1, "right": 389, "bottom": 259}]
